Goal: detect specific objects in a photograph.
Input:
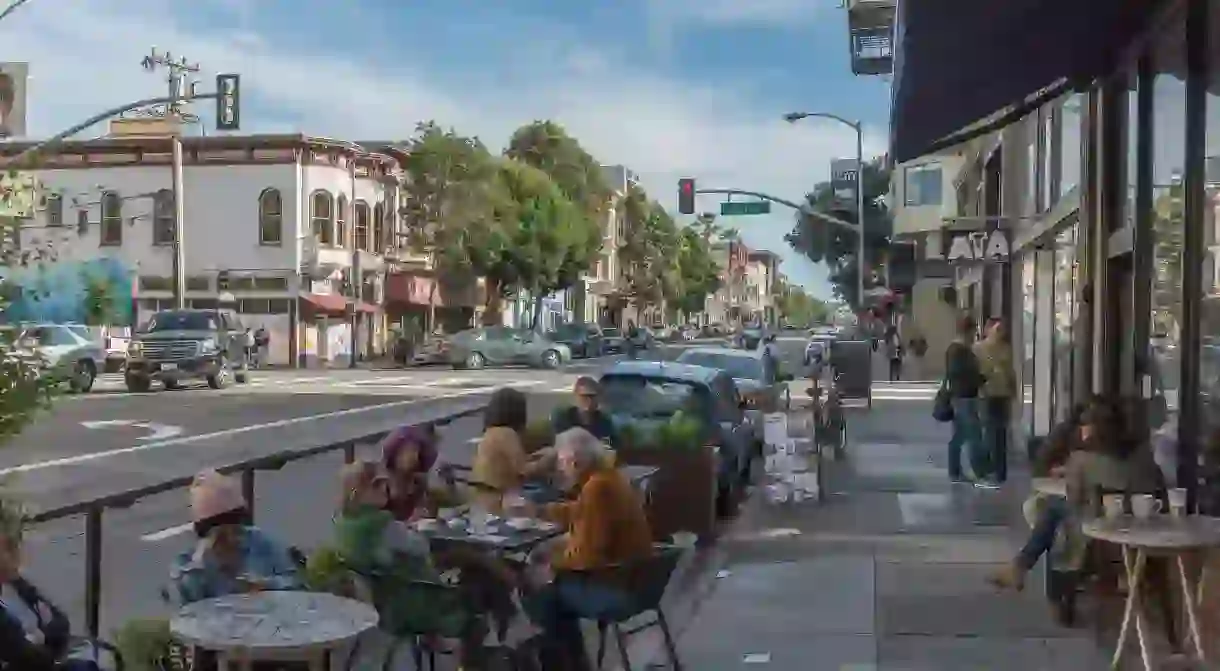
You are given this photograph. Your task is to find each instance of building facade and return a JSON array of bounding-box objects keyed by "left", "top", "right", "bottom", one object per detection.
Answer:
[{"left": 2, "top": 133, "right": 404, "bottom": 367}]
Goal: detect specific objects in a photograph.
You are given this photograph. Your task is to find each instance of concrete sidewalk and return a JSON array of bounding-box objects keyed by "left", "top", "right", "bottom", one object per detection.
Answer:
[{"left": 661, "top": 393, "right": 1113, "bottom": 670}]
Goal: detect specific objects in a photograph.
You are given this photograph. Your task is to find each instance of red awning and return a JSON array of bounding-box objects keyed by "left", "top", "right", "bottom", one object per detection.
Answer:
[{"left": 299, "top": 292, "right": 378, "bottom": 314}]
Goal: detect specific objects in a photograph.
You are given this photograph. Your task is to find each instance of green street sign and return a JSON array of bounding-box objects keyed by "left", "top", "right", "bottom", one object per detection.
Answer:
[{"left": 720, "top": 201, "right": 771, "bottom": 216}]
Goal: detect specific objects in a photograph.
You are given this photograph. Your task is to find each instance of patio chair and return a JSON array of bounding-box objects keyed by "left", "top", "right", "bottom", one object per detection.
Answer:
[{"left": 565, "top": 544, "right": 685, "bottom": 670}]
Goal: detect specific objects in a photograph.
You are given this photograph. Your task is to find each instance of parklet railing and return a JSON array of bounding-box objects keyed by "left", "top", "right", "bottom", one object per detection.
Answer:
[{"left": 25, "top": 397, "right": 488, "bottom": 639}]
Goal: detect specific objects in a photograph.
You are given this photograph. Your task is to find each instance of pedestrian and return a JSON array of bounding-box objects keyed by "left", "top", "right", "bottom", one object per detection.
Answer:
[
  {"left": 944, "top": 314, "right": 989, "bottom": 486},
  {"left": 885, "top": 327, "right": 903, "bottom": 381},
  {"left": 625, "top": 320, "right": 639, "bottom": 360},
  {"left": 253, "top": 327, "right": 269, "bottom": 368},
  {"left": 974, "top": 317, "right": 1016, "bottom": 484}
]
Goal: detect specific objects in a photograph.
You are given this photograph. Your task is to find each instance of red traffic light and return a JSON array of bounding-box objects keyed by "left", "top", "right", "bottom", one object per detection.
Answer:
[{"left": 678, "top": 178, "right": 696, "bottom": 214}]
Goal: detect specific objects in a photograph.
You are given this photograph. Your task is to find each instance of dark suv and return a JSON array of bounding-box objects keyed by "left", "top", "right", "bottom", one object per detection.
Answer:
[{"left": 125, "top": 308, "right": 251, "bottom": 392}]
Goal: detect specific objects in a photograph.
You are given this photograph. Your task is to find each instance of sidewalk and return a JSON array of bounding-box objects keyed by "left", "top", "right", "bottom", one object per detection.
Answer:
[{"left": 659, "top": 393, "right": 1114, "bottom": 670}]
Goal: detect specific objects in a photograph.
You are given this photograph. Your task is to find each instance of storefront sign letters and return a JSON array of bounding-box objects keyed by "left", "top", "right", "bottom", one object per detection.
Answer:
[{"left": 923, "top": 229, "right": 1010, "bottom": 263}]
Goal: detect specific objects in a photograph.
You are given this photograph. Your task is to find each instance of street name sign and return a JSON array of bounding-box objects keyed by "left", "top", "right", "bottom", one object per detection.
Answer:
[{"left": 720, "top": 201, "right": 771, "bottom": 216}]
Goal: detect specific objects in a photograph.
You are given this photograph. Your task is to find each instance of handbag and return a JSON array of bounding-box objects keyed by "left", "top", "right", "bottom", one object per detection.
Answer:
[{"left": 932, "top": 378, "right": 954, "bottom": 423}]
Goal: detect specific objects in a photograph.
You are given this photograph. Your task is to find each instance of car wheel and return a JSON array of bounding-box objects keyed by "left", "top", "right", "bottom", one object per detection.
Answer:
[
  {"left": 207, "top": 359, "right": 231, "bottom": 389},
  {"left": 541, "top": 349, "right": 561, "bottom": 369},
  {"left": 70, "top": 360, "right": 96, "bottom": 393},
  {"left": 466, "top": 352, "right": 486, "bottom": 370},
  {"left": 125, "top": 374, "right": 151, "bottom": 393}
]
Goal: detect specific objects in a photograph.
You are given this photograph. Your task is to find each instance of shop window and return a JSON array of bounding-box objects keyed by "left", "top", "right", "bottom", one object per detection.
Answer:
[
  {"left": 1060, "top": 95, "right": 1084, "bottom": 198},
  {"left": 903, "top": 163, "right": 942, "bottom": 206}
]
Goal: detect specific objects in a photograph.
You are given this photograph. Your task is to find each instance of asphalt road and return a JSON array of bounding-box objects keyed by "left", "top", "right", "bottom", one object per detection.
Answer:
[{"left": 14, "top": 335, "right": 815, "bottom": 634}]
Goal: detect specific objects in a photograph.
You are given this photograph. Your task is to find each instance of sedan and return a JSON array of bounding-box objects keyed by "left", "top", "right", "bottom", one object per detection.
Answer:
[
  {"left": 448, "top": 326, "right": 571, "bottom": 369},
  {"left": 602, "top": 327, "right": 626, "bottom": 354},
  {"left": 549, "top": 323, "right": 603, "bottom": 358},
  {"left": 676, "top": 347, "right": 793, "bottom": 413}
]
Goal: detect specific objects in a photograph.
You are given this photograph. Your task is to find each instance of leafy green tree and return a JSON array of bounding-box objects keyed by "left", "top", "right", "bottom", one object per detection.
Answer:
[
  {"left": 1151, "top": 184, "right": 1183, "bottom": 337},
  {"left": 0, "top": 170, "right": 60, "bottom": 443},
  {"left": 785, "top": 159, "right": 892, "bottom": 307},
  {"left": 773, "top": 277, "right": 829, "bottom": 326},
  {"left": 398, "top": 122, "right": 512, "bottom": 323},
  {"left": 503, "top": 121, "right": 607, "bottom": 328},
  {"left": 671, "top": 226, "right": 722, "bottom": 318}
]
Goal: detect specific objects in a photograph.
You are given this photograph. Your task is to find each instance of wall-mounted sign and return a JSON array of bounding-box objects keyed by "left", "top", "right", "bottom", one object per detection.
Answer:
[
  {"left": 922, "top": 229, "right": 1010, "bottom": 263},
  {"left": 830, "top": 158, "right": 859, "bottom": 205}
]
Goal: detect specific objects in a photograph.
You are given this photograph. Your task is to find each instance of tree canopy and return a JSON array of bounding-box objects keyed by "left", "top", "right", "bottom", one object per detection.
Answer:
[
  {"left": 772, "top": 275, "right": 830, "bottom": 327},
  {"left": 399, "top": 120, "right": 723, "bottom": 325},
  {"left": 784, "top": 159, "right": 892, "bottom": 307}
]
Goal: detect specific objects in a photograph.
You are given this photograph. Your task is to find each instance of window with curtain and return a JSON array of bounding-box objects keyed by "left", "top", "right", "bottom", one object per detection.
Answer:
[
  {"left": 311, "top": 191, "right": 334, "bottom": 246},
  {"left": 99, "top": 191, "right": 123, "bottom": 246},
  {"left": 354, "top": 201, "right": 370, "bottom": 251},
  {"left": 152, "top": 189, "right": 174, "bottom": 246},
  {"left": 336, "top": 194, "right": 348, "bottom": 248},
  {"left": 258, "top": 188, "right": 283, "bottom": 245}
]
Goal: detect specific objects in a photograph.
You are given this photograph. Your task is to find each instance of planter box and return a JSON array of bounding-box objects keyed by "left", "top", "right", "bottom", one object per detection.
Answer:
[{"left": 616, "top": 444, "right": 718, "bottom": 541}]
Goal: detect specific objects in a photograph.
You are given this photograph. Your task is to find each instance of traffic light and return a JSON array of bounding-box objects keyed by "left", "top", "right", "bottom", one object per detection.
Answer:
[
  {"left": 216, "top": 74, "right": 241, "bottom": 131},
  {"left": 678, "top": 178, "right": 696, "bottom": 215}
]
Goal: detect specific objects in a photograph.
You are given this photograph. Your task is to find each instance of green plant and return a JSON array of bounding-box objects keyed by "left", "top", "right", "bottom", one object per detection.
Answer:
[
  {"left": 113, "top": 618, "right": 174, "bottom": 671},
  {"left": 621, "top": 412, "right": 704, "bottom": 452},
  {"left": 303, "top": 546, "right": 350, "bottom": 595}
]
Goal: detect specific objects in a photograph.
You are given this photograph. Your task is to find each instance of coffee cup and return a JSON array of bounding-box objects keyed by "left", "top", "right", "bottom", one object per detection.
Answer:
[
  {"left": 1168, "top": 488, "right": 1188, "bottom": 516},
  {"left": 1131, "top": 495, "right": 1162, "bottom": 520},
  {"left": 1102, "top": 494, "right": 1125, "bottom": 519},
  {"left": 415, "top": 518, "right": 439, "bottom": 532}
]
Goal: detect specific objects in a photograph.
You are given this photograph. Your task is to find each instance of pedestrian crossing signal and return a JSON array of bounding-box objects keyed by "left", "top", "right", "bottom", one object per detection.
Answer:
[{"left": 678, "top": 178, "right": 695, "bottom": 215}]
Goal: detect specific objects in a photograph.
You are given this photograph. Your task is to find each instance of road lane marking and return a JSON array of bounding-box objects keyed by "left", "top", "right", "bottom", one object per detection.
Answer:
[
  {"left": 81, "top": 419, "right": 185, "bottom": 441},
  {"left": 1, "top": 382, "right": 543, "bottom": 476},
  {"left": 141, "top": 522, "right": 194, "bottom": 542}
]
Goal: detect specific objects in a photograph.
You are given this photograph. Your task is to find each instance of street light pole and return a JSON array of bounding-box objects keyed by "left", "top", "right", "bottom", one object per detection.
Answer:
[
  {"left": 140, "top": 49, "right": 199, "bottom": 310},
  {"left": 0, "top": 0, "right": 33, "bottom": 24},
  {"left": 783, "top": 112, "right": 867, "bottom": 310}
]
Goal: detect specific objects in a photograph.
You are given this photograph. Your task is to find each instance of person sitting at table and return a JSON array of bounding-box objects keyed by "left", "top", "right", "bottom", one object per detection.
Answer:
[
  {"left": 472, "top": 386, "right": 556, "bottom": 512},
  {"left": 987, "top": 400, "right": 1088, "bottom": 592},
  {"left": 519, "top": 428, "right": 653, "bottom": 671},
  {"left": 333, "top": 461, "right": 490, "bottom": 668},
  {"left": 380, "top": 423, "right": 461, "bottom": 521},
  {"left": 169, "top": 470, "right": 302, "bottom": 605},
  {"left": 551, "top": 377, "right": 618, "bottom": 445},
  {"left": 0, "top": 493, "right": 103, "bottom": 671}
]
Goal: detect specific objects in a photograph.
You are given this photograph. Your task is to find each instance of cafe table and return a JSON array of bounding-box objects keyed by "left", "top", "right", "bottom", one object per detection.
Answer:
[
  {"left": 1082, "top": 514, "right": 1220, "bottom": 670},
  {"left": 420, "top": 511, "right": 564, "bottom": 554},
  {"left": 169, "top": 591, "right": 378, "bottom": 671}
]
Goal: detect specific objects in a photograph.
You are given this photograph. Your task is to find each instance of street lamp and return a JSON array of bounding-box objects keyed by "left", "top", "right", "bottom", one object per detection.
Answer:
[{"left": 783, "top": 111, "right": 867, "bottom": 309}]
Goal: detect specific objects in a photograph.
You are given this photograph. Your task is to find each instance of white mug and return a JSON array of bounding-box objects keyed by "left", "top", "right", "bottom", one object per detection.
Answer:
[
  {"left": 1131, "top": 495, "right": 1162, "bottom": 520},
  {"left": 1168, "top": 488, "right": 1188, "bottom": 516},
  {"left": 1102, "top": 494, "right": 1125, "bottom": 519}
]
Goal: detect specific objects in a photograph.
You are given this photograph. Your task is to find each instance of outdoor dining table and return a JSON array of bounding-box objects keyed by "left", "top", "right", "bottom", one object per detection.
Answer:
[
  {"left": 1082, "top": 514, "right": 1220, "bottom": 670},
  {"left": 418, "top": 511, "right": 565, "bottom": 554},
  {"left": 169, "top": 591, "right": 378, "bottom": 671}
]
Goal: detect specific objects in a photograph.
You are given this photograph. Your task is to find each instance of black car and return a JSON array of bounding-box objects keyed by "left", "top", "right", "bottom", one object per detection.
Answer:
[
  {"left": 602, "top": 327, "right": 626, "bottom": 354},
  {"left": 735, "top": 327, "right": 770, "bottom": 350},
  {"left": 549, "top": 322, "right": 603, "bottom": 358}
]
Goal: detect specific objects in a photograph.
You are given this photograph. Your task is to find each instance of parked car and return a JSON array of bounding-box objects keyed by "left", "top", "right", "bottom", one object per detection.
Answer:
[
  {"left": 651, "top": 324, "right": 675, "bottom": 341},
  {"left": 549, "top": 322, "right": 603, "bottom": 359},
  {"left": 599, "top": 360, "right": 756, "bottom": 511},
  {"left": 125, "top": 308, "right": 252, "bottom": 392},
  {"left": 734, "top": 326, "right": 771, "bottom": 350},
  {"left": 602, "top": 327, "right": 626, "bottom": 354},
  {"left": 447, "top": 326, "right": 571, "bottom": 370},
  {"left": 627, "top": 326, "right": 656, "bottom": 351},
  {"left": 678, "top": 325, "right": 698, "bottom": 341},
  {"left": 410, "top": 332, "right": 451, "bottom": 366},
  {"left": 676, "top": 347, "right": 793, "bottom": 413},
  {"left": 12, "top": 323, "right": 107, "bottom": 392}
]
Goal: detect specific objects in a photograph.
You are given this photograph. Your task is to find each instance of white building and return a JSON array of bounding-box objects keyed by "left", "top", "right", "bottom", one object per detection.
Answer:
[{"left": 2, "top": 130, "right": 402, "bottom": 366}]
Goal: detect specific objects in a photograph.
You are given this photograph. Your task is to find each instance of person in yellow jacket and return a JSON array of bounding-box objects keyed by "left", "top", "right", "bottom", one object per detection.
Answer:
[{"left": 973, "top": 318, "right": 1016, "bottom": 485}]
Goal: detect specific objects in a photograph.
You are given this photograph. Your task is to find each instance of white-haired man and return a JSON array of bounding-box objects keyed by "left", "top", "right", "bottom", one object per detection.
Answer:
[{"left": 521, "top": 427, "right": 653, "bottom": 670}]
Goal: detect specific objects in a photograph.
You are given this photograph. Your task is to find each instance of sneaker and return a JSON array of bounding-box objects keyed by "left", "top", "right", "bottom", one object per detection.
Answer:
[
  {"left": 986, "top": 563, "right": 1026, "bottom": 591},
  {"left": 974, "top": 479, "right": 1001, "bottom": 490}
]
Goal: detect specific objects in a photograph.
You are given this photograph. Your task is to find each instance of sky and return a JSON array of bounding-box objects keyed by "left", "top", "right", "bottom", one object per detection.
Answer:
[{"left": 2, "top": 0, "right": 892, "bottom": 299}]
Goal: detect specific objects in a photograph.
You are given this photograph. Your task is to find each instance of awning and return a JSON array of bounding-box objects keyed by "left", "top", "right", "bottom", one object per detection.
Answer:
[
  {"left": 299, "top": 292, "right": 376, "bottom": 314},
  {"left": 890, "top": 0, "right": 1170, "bottom": 164}
]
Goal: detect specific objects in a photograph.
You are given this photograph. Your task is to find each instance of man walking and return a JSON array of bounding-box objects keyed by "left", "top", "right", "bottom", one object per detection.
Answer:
[
  {"left": 974, "top": 317, "right": 1016, "bottom": 485},
  {"left": 885, "top": 326, "right": 903, "bottom": 381},
  {"left": 944, "top": 314, "right": 988, "bottom": 486}
]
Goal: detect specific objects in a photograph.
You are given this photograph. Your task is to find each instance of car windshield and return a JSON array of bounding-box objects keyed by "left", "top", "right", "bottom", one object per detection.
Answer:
[
  {"left": 678, "top": 352, "right": 763, "bottom": 380},
  {"left": 143, "top": 311, "right": 217, "bottom": 332},
  {"left": 600, "top": 375, "right": 707, "bottom": 418},
  {"left": 603, "top": 328, "right": 621, "bottom": 337}
]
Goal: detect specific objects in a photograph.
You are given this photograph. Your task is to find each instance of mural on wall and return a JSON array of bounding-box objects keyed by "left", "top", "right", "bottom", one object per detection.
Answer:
[{"left": 0, "top": 257, "right": 134, "bottom": 325}]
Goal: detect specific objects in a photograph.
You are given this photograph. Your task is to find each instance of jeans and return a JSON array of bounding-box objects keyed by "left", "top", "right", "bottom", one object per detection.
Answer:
[
  {"left": 1017, "top": 496, "right": 1067, "bottom": 570},
  {"left": 947, "top": 397, "right": 986, "bottom": 480},
  {"left": 889, "top": 357, "right": 902, "bottom": 381},
  {"left": 982, "top": 396, "right": 1011, "bottom": 482},
  {"left": 524, "top": 574, "right": 632, "bottom": 667}
]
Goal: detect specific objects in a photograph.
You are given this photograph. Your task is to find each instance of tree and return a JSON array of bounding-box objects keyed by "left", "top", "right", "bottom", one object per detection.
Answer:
[
  {"left": 398, "top": 122, "right": 511, "bottom": 323},
  {"left": 785, "top": 159, "right": 892, "bottom": 307},
  {"left": 1151, "top": 184, "right": 1183, "bottom": 338},
  {"left": 0, "top": 170, "right": 60, "bottom": 443},
  {"left": 671, "top": 225, "right": 722, "bottom": 318},
  {"left": 618, "top": 185, "right": 681, "bottom": 310},
  {"left": 773, "top": 277, "right": 829, "bottom": 326},
  {"left": 503, "top": 121, "right": 608, "bottom": 328}
]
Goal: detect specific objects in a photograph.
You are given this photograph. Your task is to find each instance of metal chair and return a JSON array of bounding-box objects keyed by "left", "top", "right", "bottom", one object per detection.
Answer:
[{"left": 565, "top": 544, "right": 685, "bottom": 670}]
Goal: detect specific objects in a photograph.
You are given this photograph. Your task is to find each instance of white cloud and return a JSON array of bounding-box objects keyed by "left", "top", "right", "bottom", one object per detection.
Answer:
[{"left": 2, "top": 0, "right": 883, "bottom": 294}]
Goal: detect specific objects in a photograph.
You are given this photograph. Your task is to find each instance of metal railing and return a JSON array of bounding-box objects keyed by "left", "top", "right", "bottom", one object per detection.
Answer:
[{"left": 25, "top": 398, "right": 488, "bottom": 639}]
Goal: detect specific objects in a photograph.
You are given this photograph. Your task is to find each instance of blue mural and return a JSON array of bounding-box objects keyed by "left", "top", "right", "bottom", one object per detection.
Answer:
[{"left": 0, "top": 257, "right": 134, "bottom": 325}]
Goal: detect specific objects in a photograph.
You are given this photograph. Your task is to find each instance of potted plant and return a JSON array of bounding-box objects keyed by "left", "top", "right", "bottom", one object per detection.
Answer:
[
  {"left": 615, "top": 411, "right": 719, "bottom": 541},
  {"left": 114, "top": 618, "right": 187, "bottom": 671}
]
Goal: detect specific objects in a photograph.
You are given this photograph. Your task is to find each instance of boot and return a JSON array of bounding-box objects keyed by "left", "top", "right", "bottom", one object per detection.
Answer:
[{"left": 986, "top": 561, "right": 1026, "bottom": 591}]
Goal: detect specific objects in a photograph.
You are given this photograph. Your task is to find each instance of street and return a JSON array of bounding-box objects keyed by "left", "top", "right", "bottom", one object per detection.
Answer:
[{"left": 16, "top": 336, "right": 823, "bottom": 632}]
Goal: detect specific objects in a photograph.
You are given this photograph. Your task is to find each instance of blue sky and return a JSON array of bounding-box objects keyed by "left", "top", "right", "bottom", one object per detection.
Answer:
[{"left": 6, "top": 0, "right": 892, "bottom": 298}]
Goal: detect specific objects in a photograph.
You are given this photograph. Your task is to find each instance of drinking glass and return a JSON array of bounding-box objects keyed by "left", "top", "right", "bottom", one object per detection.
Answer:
[
  {"left": 1102, "top": 494, "right": 1125, "bottom": 519},
  {"left": 1168, "top": 488, "right": 1188, "bottom": 517},
  {"left": 469, "top": 502, "right": 489, "bottom": 535}
]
